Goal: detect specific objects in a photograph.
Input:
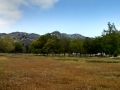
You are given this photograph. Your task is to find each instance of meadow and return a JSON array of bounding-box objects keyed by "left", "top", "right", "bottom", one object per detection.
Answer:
[{"left": 0, "top": 54, "right": 120, "bottom": 90}]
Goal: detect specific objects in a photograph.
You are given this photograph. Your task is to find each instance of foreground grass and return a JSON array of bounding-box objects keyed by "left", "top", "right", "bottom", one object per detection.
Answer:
[{"left": 0, "top": 54, "right": 120, "bottom": 90}]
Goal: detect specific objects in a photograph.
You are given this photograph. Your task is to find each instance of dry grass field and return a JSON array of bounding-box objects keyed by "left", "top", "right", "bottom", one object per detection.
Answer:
[{"left": 0, "top": 54, "right": 120, "bottom": 90}]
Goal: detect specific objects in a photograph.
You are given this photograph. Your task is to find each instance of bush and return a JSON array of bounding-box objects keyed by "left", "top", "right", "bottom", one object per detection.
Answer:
[{"left": 113, "top": 51, "right": 118, "bottom": 57}]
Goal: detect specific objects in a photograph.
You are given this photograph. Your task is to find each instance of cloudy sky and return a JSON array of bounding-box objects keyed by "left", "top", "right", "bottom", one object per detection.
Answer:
[{"left": 0, "top": 0, "right": 120, "bottom": 37}]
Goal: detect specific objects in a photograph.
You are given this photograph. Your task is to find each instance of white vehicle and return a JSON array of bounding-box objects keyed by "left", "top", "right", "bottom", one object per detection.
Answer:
[{"left": 94, "top": 53, "right": 105, "bottom": 56}]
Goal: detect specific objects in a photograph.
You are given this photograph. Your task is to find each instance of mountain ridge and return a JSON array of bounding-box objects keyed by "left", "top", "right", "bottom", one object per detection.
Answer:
[
  {"left": 0, "top": 31, "right": 86, "bottom": 46},
  {"left": 51, "top": 30, "right": 85, "bottom": 39}
]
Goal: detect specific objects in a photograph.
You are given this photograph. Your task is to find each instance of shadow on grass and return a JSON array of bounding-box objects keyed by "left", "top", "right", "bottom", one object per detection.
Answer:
[
  {"left": 0, "top": 53, "right": 7, "bottom": 56},
  {"left": 85, "top": 60, "right": 120, "bottom": 63},
  {"left": 54, "top": 58, "right": 79, "bottom": 61}
]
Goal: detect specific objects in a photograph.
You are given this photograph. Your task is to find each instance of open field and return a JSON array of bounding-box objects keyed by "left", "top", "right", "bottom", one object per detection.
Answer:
[{"left": 0, "top": 54, "right": 120, "bottom": 90}]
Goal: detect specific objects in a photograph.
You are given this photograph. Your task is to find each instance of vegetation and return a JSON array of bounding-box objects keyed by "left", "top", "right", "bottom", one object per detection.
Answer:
[
  {"left": 0, "top": 36, "right": 24, "bottom": 53},
  {"left": 13, "top": 42, "right": 24, "bottom": 53},
  {"left": 0, "top": 35, "right": 14, "bottom": 53},
  {"left": 30, "top": 22, "right": 120, "bottom": 57},
  {"left": 0, "top": 22, "right": 120, "bottom": 57}
]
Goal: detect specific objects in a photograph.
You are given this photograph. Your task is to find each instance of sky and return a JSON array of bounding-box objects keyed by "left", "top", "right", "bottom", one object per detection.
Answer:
[{"left": 0, "top": 0, "right": 120, "bottom": 37}]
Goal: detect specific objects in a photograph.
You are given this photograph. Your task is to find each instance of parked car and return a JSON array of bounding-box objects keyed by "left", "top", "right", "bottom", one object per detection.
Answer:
[{"left": 94, "top": 53, "right": 105, "bottom": 56}]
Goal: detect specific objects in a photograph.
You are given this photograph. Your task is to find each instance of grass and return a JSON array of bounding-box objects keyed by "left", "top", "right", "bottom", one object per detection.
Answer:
[
  {"left": 0, "top": 54, "right": 120, "bottom": 90},
  {"left": 85, "top": 59, "right": 120, "bottom": 63}
]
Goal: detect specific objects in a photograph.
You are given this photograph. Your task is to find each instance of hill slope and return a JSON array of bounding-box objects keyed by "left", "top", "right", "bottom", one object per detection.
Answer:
[
  {"left": 51, "top": 31, "right": 85, "bottom": 39},
  {"left": 0, "top": 31, "right": 86, "bottom": 46}
]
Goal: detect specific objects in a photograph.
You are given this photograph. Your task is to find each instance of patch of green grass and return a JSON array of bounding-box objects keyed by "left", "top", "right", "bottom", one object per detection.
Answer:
[
  {"left": 85, "top": 60, "right": 120, "bottom": 63},
  {"left": 0, "top": 68, "right": 4, "bottom": 74},
  {"left": 54, "top": 58, "right": 80, "bottom": 61}
]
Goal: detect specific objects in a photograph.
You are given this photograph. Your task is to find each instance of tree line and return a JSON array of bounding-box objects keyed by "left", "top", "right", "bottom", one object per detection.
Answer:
[
  {"left": 0, "top": 22, "right": 120, "bottom": 57},
  {"left": 0, "top": 35, "right": 24, "bottom": 53}
]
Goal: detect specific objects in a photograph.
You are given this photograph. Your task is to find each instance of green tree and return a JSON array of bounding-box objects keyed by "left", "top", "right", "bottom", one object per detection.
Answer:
[
  {"left": 83, "top": 37, "right": 94, "bottom": 56},
  {"left": 53, "top": 36, "right": 62, "bottom": 54},
  {"left": 13, "top": 42, "right": 24, "bottom": 53},
  {"left": 93, "top": 37, "right": 104, "bottom": 54},
  {"left": 30, "top": 40, "right": 42, "bottom": 54},
  {"left": 0, "top": 35, "right": 14, "bottom": 53},
  {"left": 102, "top": 22, "right": 120, "bottom": 57},
  {"left": 60, "top": 37, "right": 70, "bottom": 56},
  {"left": 30, "top": 33, "right": 62, "bottom": 55},
  {"left": 0, "top": 38, "right": 4, "bottom": 52},
  {"left": 69, "top": 38, "right": 83, "bottom": 56},
  {"left": 43, "top": 39, "right": 55, "bottom": 55}
]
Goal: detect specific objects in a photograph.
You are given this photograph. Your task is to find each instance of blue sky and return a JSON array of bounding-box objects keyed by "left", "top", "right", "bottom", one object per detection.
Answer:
[{"left": 0, "top": 0, "right": 120, "bottom": 37}]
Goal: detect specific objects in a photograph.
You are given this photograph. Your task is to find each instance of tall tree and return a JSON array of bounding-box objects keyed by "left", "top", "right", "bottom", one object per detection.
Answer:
[
  {"left": 60, "top": 37, "right": 70, "bottom": 56},
  {"left": 83, "top": 37, "right": 94, "bottom": 56},
  {"left": 30, "top": 33, "right": 62, "bottom": 55},
  {"left": 0, "top": 35, "right": 14, "bottom": 53},
  {"left": 102, "top": 22, "right": 120, "bottom": 57},
  {"left": 43, "top": 39, "right": 55, "bottom": 55},
  {"left": 69, "top": 38, "right": 83, "bottom": 56},
  {"left": 13, "top": 42, "right": 24, "bottom": 53}
]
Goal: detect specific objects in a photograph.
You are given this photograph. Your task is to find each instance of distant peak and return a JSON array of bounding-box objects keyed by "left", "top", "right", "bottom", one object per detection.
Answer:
[
  {"left": 52, "top": 30, "right": 61, "bottom": 34},
  {"left": 53, "top": 30, "right": 60, "bottom": 33}
]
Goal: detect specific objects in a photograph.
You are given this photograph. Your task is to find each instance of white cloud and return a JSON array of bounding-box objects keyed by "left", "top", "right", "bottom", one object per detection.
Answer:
[
  {"left": 31, "top": 0, "right": 59, "bottom": 9},
  {"left": 0, "top": 0, "right": 59, "bottom": 29},
  {"left": 0, "top": 0, "right": 23, "bottom": 28}
]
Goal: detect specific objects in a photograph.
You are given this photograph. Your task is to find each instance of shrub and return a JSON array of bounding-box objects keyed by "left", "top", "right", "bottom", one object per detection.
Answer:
[{"left": 113, "top": 51, "right": 118, "bottom": 57}]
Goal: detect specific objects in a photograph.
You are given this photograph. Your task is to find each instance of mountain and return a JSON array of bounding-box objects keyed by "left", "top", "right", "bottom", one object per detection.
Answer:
[
  {"left": 0, "top": 31, "right": 86, "bottom": 46},
  {"left": 0, "top": 32, "right": 40, "bottom": 46},
  {"left": 51, "top": 31, "right": 85, "bottom": 39}
]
